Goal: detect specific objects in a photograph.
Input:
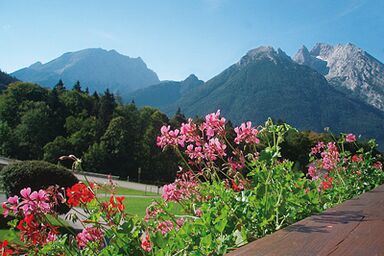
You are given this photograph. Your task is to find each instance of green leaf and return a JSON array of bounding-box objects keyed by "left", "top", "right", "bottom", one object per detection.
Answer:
[
  {"left": 215, "top": 218, "right": 228, "bottom": 233},
  {"left": 200, "top": 233, "right": 212, "bottom": 248}
]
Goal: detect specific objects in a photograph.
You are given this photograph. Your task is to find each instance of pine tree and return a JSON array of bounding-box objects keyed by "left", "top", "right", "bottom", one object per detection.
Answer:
[
  {"left": 73, "top": 81, "right": 81, "bottom": 92},
  {"left": 99, "top": 89, "right": 117, "bottom": 130},
  {"left": 54, "top": 79, "right": 65, "bottom": 91},
  {"left": 170, "top": 107, "right": 187, "bottom": 128}
]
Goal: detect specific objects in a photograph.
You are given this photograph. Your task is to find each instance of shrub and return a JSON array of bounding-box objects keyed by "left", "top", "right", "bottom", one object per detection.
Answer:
[{"left": 0, "top": 160, "right": 78, "bottom": 214}]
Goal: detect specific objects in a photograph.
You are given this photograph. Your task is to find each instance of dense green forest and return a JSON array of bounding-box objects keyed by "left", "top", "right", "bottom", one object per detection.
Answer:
[
  {"left": 0, "top": 81, "right": 381, "bottom": 184},
  {"left": 0, "top": 81, "right": 183, "bottom": 183}
]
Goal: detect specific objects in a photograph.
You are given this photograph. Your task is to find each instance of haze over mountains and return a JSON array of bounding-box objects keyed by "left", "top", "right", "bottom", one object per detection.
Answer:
[
  {"left": 8, "top": 43, "right": 384, "bottom": 145},
  {"left": 127, "top": 74, "right": 204, "bottom": 108},
  {"left": 11, "top": 48, "right": 159, "bottom": 99}
]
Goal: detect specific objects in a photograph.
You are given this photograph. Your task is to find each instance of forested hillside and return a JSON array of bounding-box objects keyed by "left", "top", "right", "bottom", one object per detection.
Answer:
[{"left": 0, "top": 70, "right": 18, "bottom": 92}]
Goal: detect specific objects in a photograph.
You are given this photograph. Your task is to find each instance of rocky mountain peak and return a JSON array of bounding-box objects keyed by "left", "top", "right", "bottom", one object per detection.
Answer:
[
  {"left": 294, "top": 43, "right": 384, "bottom": 111},
  {"left": 180, "top": 74, "right": 204, "bottom": 94},
  {"left": 309, "top": 43, "right": 334, "bottom": 58},
  {"left": 29, "top": 61, "right": 43, "bottom": 70},
  {"left": 238, "top": 46, "right": 291, "bottom": 67},
  {"left": 183, "top": 74, "right": 199, "bottom": 83}
]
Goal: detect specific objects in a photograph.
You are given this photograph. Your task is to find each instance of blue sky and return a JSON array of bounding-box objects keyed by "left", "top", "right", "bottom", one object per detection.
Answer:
[{"left": 1, "top": 0, "right": 383, "bottom": 81}]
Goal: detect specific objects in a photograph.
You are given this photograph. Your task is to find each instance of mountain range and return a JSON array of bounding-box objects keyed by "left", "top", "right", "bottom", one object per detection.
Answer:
[{"left": 11, "top": 48, "right": 159, "bottom": 98}]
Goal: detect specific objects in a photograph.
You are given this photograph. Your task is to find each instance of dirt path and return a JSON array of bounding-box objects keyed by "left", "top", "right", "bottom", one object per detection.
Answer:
[{"left": 75, "top": 174, "right": 164, "bottom": 194}]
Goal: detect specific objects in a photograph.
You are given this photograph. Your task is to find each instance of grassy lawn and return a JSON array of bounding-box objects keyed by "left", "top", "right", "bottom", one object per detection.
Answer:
[
  {"left": 97, "top": 186, "right": 158, "bottom": 196},
  {"left": 99, "top": 196, "right": 184, "bottom": 218}
]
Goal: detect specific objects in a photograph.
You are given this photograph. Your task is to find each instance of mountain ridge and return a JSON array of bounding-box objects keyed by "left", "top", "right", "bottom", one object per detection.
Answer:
[
  {"left": 126, "top": 74, "right": 204, "bottom": 110},
  {"left": 11, "top": 48, "right": 160, "bottom": 98}
]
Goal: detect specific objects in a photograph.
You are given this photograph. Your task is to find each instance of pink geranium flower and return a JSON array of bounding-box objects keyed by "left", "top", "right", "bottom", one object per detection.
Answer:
[
  {"left": 200, "top": 110, "right": 226, "bottom": 139},
  {"left": 203, "top": 138, "right": 227, "bottom": 161},
  {"left": 76, "top": 227, "right": 104, "bottom": 248},
  {"left": 162, "top": 183, "right": 182, "bottom": 202},
  {"left": 307, "top": 165, "right": 318, "bottom": 180},
  {"left": 156, "top": 125, "right": 186, "bottom": 148},
  {"left": 141, "top": 232, "right": 152, "bottom": 252},
  {"left": 157, "top": 220, "right": 174, "bottom": 235},
  {"left": 345, "top": 133, "right": 356, "bottom": 143},
  {"left": 234, "top": 121, "right": 260, "bottom": 145}
]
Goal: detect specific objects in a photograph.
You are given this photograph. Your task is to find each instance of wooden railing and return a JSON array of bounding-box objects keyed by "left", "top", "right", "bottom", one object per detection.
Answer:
[{"left": 227, "top": 184, "right": 384, "bottom": 256}]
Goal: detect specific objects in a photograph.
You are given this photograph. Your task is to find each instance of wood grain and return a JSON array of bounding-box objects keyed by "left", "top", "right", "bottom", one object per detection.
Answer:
[{"left": 227, "top": 184, "right": 384, "bottom": 256}]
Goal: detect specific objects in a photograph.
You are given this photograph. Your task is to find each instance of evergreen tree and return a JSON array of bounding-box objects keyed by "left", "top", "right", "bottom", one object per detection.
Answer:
[
  {"left": 73, "top": 81, "right": 81, "bottom": 92},
  {"left": 91, "top": 91, "right": 100, "bottom": 117},
  {"left": 170, "top": 107, "right": 187, "bottom": 128},
  {"left": 54, "top": 79, "right": 65, "bottom": 91},
  {"left": 98, "top": 89, "right": 116, "bottom": 131}
]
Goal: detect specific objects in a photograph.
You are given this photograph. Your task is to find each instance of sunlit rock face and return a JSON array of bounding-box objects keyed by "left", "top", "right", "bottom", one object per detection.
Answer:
[{"left": 294, "top": 43, "right": 384, "bottom": 111}]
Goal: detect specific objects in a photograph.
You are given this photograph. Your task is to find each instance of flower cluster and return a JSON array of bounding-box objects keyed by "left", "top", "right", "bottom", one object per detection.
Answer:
[
  {"left": 100, "top": 195, "right": 125, "bottom": 222},
  {"left": 374, "top": 161, "right": 383, "bottom": 171},
  {"left": 308, "top": 142, "right": 341, "bottom": 190},
  {"left": 156, "top": 125, "right": 186, "bottom": 148},
  {"left": 16, "top": 214, "right": 59, "bottom": 245},
  {"left": 66, "top": 182, "right": 95, "bottom": 207},
  {"left": 76, "top": 227, "right": 104, "bottom": 248},
  {"left": 321, "top": 142, "right": 340, "bottom": 170},
  {"left": 157, "top": 220, "right": 174, "bottom": 235},
  {"left": 201, "top": 110, "right": 226, "bottom": 138},
  {"left": 320, "top": 175, "right": 333, "bottom": 190},
  {"left": 144, "top": 202, "right": 164, "bottom": 222},
  {"left": 0, "top": 240, "right": 13, "bottom": 255},
  {"left": 140, "top": 232, "right": 152, "bottom": 252},
  {"left": 345, "top": 133, "right": 356, "bottom": 143},
  {"left": 2, "top": 188, "right": 52, "bottom": 217},
  {"left": 157, "top": 111, "right": 259, "bottom": 174},
  {"left": 307, "top": 165, "right": 318, "bottom": 180},
  {"left": 234, "top": 121, "right": 260, "bottom": 145},
  {"left": 162, "top": 177, "right": 199, "bottom": 202},
  {"left": 2, "top": 187, "right": 59, "bottom": 247}
]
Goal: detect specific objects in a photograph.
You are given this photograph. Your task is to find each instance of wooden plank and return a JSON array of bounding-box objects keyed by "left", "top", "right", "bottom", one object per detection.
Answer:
[{"left": 227, "top": 184, "right": 384, "bottom": 256}]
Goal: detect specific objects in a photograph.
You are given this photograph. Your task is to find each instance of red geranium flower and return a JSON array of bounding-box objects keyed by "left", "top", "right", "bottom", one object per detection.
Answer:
[
  {"left": 109, "top": 196, "right": 125, "bottom": 211},
  {"left": 66, "top": 182, "right": 95, "bottom": 207},
  {"left": 0, "top": 240, "right": 14, "bottom": 255},
  {"left": 320, "top": 175, "right": 333, "bottom": 190},
  {"left": 351, "top": 154, "right": 363, "bottom": 163}
]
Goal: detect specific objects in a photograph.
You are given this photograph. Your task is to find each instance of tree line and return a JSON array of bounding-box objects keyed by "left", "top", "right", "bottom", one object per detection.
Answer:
[{"left": 0, "top": 81, "right": 184, "bottom": 184}]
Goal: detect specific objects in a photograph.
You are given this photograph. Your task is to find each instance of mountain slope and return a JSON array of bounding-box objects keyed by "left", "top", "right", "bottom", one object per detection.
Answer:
[
  {"left": 126, "top": 74, "right": 203, "bottom": 110},
  {"left": 168, "top": 46, "right": 384, "bottom": 145},
  {"left": 0, "top": 69, "right": 18, "bottom": 92},
  {"left": 12, "top": 48, "right": 159, "bottom": 98},
  {"left": 294, "top": 43, "right": 384, "bottom": 111}
]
